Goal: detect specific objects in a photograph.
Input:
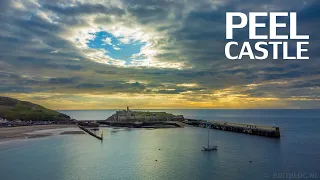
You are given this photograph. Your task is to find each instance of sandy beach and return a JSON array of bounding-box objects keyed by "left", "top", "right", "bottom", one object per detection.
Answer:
[{"left": 0, "top": 125, "right": 84, "bottom": 141}]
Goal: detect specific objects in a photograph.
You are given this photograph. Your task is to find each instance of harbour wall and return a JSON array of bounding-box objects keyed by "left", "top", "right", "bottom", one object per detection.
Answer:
[
  {"left": 77, "top": 124, "right": 103, "bottom": 140},
  {"left": 184, "top": 119, "right": 280, "bottom": 138}
]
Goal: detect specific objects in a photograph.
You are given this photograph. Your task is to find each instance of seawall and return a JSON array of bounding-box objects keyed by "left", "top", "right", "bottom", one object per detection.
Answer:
[{"left": 77, "top": 124, "right": 103, "bottom": 140}]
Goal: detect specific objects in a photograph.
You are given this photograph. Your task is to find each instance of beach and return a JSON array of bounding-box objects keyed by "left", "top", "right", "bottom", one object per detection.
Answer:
[{"left": 0, "top": 124, "right": 84, "bottom": 141}]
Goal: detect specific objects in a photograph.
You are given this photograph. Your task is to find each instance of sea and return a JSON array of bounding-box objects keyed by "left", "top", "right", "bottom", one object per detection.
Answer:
[{"left": 0, "top": 109, "right": 319, "bottom": 180}]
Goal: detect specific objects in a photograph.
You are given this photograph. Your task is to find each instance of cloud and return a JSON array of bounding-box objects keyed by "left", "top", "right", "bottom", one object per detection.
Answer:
[
  {"left": 49, "top": 77, "right": 80, "bottom": 84},
  {"left": 43, "top": 2, "right": 125, "bottom": 16},
  {"left": 77, "top": 83, "right": 104, "bottom": 89},
  {"left": 101, "top": 37, "right": 121, "bottom": 50},
  {"left": 102, "top": 37, "right": 112, "bottom": 45},
  {"left": 0, "top": 0, "right": 319, "bottom": 109}
]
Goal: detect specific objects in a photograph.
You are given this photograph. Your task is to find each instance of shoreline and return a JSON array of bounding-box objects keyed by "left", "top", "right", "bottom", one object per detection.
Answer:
[{"left": 0, "top": 124, "right": 84, "bottom": 142}]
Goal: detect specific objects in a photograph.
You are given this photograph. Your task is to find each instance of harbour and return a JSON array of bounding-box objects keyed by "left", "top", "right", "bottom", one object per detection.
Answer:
[
  {"left": 78, "top": 119, "right": 280, "bottom": 139},
  {"left": 0, "top": 109, "right": 319, "bottom": 180},
  {"left": 74, "top": 107, "right": 281, "bottom": 139}
]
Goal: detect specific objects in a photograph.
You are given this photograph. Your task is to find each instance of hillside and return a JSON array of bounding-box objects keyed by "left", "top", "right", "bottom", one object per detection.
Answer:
[{"left": 0, "top": 96, "right": 71, "bottom": 121}]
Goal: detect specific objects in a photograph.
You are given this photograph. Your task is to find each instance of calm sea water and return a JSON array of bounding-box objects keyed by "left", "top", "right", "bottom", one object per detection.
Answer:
[{"left": 0, "top": 109, "right": 319, "bottom": 180}]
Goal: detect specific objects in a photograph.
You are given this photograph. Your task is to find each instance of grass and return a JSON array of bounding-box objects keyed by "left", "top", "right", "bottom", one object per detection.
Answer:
[
  {"left": 134, "top": 111, "right": 175, "bottom": 117},
  {"left": 0, "top": 96, "right": 70, "bottom": 121}
]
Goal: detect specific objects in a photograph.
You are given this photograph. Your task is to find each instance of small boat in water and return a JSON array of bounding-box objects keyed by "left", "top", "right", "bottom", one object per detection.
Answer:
[
  {"left": 202, "top": 125, "right": 218, "bottom": 151},
  {"left": 203, "top": 145, "right": 218, "bottom": 151}
]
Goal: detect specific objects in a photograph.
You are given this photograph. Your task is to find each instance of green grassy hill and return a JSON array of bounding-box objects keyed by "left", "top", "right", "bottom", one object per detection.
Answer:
[
  {"left": 0, "top": 96, "right": 71, "bottom": 121},
  {"left": 134, "top": 111, "right": 175, "bottom": 118}
]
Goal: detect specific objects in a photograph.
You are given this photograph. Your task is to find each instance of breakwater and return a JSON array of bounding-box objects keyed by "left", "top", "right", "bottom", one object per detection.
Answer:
[
  {"left": 77, "top": 124, "right": 103, "bottom": 140},
  {"left": 184, "top": 119, "right": 280, "bottom": 138}
]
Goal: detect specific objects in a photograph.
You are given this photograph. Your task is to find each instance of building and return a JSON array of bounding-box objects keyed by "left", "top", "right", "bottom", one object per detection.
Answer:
[
  {"left": 111, "top": 106, "right": 135, "bottom": 121},
  {"left": 107, "top": 107, "right": 184, "bottom": 122}
]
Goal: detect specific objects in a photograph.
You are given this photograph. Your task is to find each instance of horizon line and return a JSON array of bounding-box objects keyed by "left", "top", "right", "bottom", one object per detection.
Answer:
[{"left": 56, "top": 108, "right": 320, "bottom": 111}]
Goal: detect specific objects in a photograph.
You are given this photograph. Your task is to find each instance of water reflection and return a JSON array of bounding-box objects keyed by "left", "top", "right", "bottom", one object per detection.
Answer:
[{"left": 0, "top": 125, "right": 316, "bottom": 180}]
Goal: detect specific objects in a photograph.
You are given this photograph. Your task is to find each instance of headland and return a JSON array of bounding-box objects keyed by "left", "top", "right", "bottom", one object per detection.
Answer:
[{"left": 101, "top": 106, "right": 185, "bottom": 128}]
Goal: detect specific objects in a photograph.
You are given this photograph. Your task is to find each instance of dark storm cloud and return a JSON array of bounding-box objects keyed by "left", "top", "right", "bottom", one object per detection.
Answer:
[
  {"left": 0, "top": 10, "right": 83, "bottom": 68},
  {"left": 298, "top": 1, "right": 320, "bottom": 21},
  {"left": 0, "top": 86, "right": 34, "bottom": 93},
  {"left": 0, "top": 0, "right": 11, "bottom": 15},
  {"left": 154, "top": 86, "right": 207, "bottom": 94},
  {"left": 155, "top": 89, "right": 186, "bottom": 94},
  {"left": 43, "top": 3, "right": 125, "bottom": 16},
  {"left": 102, "top": 81, "right": 146, "bottom": 92},
  {"left": 289, "top": 79, "right": 320, "bottom": 89},
  {"left": 63, "top": 64, "right": 84, "bottom": 70},
  {"left": 95, "top": 70, "right": 117, "bottom": 75},
  {"left": 49, "top": 77, "right": 80, "bottom": 85},
  {"left": 77, "top": 83, "right": 105, "bottom": 89},
  {"left": 144, "top": 0, "right": 320, "bottom": 72},
  {"left": 124, "top": 0, "right": 182, "bottom": 20},
  {"left": 74, "top": 80, "right": 147, "bottom": 94}
]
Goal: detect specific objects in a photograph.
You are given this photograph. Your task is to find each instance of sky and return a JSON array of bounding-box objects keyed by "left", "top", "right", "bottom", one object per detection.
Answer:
[{"left": 0, "top": 0, "right": 319, "bottom": 109}]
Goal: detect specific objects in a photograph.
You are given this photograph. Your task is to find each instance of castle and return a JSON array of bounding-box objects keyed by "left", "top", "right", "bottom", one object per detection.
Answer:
[
  {"left": 107, "top": 107, "right": 184, "bottom": 122},
  {"left": 113, "top": 106, "right": 136, "bottom": 121}
]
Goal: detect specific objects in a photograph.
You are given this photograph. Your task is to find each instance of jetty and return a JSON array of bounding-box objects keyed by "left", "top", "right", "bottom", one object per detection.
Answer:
[
  {"left": 184, "top": 119, "right": 280, "bottom": 138},
  {"left": 77, "top": 124, "right": 103, "bottom": 141}
]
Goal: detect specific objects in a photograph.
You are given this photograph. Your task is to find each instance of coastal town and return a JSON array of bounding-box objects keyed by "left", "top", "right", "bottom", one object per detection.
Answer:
[{"left": 0, "top": 117, "right": 75, "bottom": 127}]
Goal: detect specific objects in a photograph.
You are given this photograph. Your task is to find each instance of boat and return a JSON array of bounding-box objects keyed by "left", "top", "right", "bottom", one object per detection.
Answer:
[
  {"left": 203, "top": 145, "right": 218, "bottom": 151},
  {"left": 202, "top": 125, "right": 218, "bottom": 151}
]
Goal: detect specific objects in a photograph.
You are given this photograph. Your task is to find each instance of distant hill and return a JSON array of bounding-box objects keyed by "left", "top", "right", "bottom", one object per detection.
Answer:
[{"left": 0, "top": 96, "right": 71, "bottom": 121}]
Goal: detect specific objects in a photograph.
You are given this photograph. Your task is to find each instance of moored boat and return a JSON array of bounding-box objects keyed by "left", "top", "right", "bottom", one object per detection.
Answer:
[{"left": 202, "top": 125, "right": 218, "bottom": 151}]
